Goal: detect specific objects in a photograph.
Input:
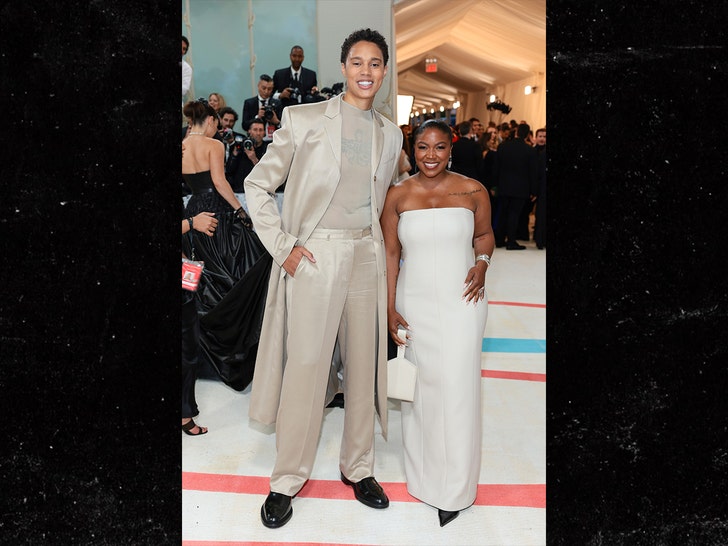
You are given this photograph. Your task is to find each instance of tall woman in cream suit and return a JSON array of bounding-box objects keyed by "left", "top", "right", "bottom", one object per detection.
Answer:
[{"left": 244, "top": 29, "right": 402, "bottom": 529}]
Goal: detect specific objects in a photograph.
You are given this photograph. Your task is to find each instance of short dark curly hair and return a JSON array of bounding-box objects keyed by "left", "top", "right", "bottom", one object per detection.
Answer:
[{"left": 340, "top": 28, "right": 389, "bottom": 66}]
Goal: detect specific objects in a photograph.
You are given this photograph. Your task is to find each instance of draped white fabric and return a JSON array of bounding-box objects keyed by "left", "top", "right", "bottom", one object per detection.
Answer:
[{"left": 394, "top": 0, "right": 546, "bottom": 128}]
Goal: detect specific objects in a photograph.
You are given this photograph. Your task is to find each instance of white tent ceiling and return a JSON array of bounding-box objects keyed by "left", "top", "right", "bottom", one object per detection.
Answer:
[{"left": 394, "top": 0, "right": 546, "bottom": 113}]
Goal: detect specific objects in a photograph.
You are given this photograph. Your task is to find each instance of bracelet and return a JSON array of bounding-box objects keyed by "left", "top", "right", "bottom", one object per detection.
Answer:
[
  {"left": 475, "top": 253, "right": 491, "bottom": 266},
  {"left": 187, "top": 217, "right": 193, "bottom": 231},
  {"left": 234, "top": 207, "right": 244, "bottom": 218}
]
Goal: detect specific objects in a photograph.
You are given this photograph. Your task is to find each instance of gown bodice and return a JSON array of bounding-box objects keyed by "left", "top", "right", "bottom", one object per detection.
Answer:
[{"left": 183, "top": 171, "right": 233, "bottom": 216}]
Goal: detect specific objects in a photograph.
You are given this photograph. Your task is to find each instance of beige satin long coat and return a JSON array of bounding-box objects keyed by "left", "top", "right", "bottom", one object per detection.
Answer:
[{"left": 244, "top": 94, "right": 402, "bottom": 439}]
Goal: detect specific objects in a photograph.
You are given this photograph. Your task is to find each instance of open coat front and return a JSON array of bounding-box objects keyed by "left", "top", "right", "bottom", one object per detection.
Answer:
[{"left": 244, "top": 93, "right": 402, "bottom": 439}]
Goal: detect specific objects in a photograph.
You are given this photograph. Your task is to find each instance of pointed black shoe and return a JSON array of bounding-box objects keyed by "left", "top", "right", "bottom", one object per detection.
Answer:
[
  {"left": 438, "top": 509, "right": 460, "bottom": 527},
  {"left": 261, "top": 491, "right": 293, "bottom": 528},
  {"left": 326, "top": 392, "right": 345, "bottom": 408},
  {"left": 341, "top": 473, "right": 389, "bottom": 509}
]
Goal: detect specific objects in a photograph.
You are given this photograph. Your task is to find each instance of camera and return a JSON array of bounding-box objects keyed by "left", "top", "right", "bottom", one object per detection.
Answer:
[
  {"left": 232, "top": 134, "right": 245, "bottom": 152},
  {"left": 289, "top": 87, "right": 301, "bottom": 102},
  {"left": 307, "top": 82, "right": 344, "bottom": 103},
  {"left": 263, "top": 104, "right": 275, "bottom": 120},
  {"left": 242, "top": 137, "right": 254, "bottom": 151},
  {"left": 221, "top": 128, "right": 234, "bottom": 142},
  {"left": 486, "top": 100, "right": 512, "bottom": 115}
]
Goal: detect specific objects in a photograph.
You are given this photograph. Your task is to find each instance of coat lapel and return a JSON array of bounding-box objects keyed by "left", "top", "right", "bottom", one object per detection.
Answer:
[{"left": 324, "top": 96, "right": 343, "bottom": 169}]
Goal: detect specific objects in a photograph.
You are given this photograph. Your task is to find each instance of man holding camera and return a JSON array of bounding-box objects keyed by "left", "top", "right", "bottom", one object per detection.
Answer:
[
  {"left": 225, "top": 118, "right": 269, "bottom": 193},
  {"left": 218, "top": 106, "right": 244, "bottom": 162},
  {"left": 273, "top": 45, "right": 318, "bottom": 108},
  {"left": 242, "top": 74, "right": 283, "bottom": 143}
]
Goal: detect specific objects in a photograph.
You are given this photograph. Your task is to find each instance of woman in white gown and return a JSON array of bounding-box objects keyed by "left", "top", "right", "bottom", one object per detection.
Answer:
[{"left": 381, "top": 119, "right": 495, "bottom": 527}]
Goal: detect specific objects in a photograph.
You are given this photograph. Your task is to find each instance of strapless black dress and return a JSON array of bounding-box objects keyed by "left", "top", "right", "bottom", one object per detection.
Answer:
[{"left": 183, "top": 171, "right": 272, "bottom": 391}]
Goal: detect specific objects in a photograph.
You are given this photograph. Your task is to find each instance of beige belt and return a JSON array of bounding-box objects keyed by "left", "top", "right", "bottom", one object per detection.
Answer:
[{"left": 308, "top": 226, "right": 372, "bottom": 240}]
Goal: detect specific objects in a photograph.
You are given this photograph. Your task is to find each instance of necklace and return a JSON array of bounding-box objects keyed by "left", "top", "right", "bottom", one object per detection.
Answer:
[{"left": 189, "top": 131, "right": 205, "bottom": 135}]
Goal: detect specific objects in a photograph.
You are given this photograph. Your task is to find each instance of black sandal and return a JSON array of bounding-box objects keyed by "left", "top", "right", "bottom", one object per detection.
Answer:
[{"left": 182, "top": 419, "right": 208, "bottom": 436}]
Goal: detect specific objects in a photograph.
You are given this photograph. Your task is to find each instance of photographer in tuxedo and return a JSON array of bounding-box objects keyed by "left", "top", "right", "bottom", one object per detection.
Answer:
[
  {"left": 272, "top": 45, "right": 318, "bottom": 108},
  {"left": 218, "top": 107, "right": 244, "bottom": 163},
  {"left": 242, "top": 74, "right": 282, "bottom": 143},
  {"left": 225, "top": 118, "right": 269, "bottom": 193}
]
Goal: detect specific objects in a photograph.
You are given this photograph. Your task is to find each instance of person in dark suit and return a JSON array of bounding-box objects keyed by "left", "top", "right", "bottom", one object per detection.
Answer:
[
  {"left": 225, "top": 118, "right": 269, "bottom": 193},
  {"left": 533, "top": 128, "right": 547, "bottom": 249},
  {"left": 272, "top": 45, "right": 318, "bottom": 108},
  {"left": 450, "top": 120, "right": 482, "bottom": 181},
  {"left": 242, "top": 74, "right": 283, "bottom": 142},
  {"left": 492, "top": 123, "right": 538, "bottom": 250},
  {"left": 218, "top": 106, "right": 245, "bottom": 163}
]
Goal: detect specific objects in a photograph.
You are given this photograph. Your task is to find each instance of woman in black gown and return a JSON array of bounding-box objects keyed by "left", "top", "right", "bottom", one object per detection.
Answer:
[{"left": 182, "top": 99, "right": 271, "bottom": 419}]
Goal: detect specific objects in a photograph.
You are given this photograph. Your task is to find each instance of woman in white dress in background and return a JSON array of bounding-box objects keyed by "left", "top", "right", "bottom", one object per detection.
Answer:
[{"left": 381, "top": 119, "right": 494, "bottom": 527}]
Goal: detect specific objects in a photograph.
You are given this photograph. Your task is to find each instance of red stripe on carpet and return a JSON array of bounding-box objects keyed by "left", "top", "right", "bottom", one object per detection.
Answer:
[
  {"left": 488, "top": 300, "right": 545, "bottom": 308},
  {"left": 482, "top": 369, "right": 546, "bottom": 382},
  {"left": 183, "top": 472, "right": 545, "bottom": 509},
  {"left": 184, "top": 542, "right": 379, "bottom": 546}
]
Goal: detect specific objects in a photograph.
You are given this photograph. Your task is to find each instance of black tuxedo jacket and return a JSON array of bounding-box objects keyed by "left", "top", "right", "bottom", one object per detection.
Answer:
[
  {"left": 241, "top": 96, "right": 283, "bottom": 131},
  {"left": 273, "top": 66, "right": 317, "bottom": 108},
  {"left": 450, "top": 137, "right": 483, "bottom": 181},
  {"left": 493, "top": 138, "right": 538, "bottom": 199},
  {"left": 225, "top": 141, "right": 269, "bottom": 193}
]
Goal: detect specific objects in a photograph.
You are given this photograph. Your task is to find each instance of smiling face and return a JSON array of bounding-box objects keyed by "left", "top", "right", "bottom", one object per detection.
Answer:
[
  {"left": 340, "top": 40, "right": 387, "bottom": 110},
  {"left": 414, "top": 126, "right": 452, "bottom": 178},
  {"left": 208, "top": 94, "right": 220, "bottom": 111}
]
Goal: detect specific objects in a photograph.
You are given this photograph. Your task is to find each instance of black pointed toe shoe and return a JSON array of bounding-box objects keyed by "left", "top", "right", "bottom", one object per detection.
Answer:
[
  {"left": 341, "top": 473, "right": 389, "bottom": 509},
  {"left": 261, "top": 491, "right": 293, "bottom": 528},
  {"left": 438, "top": 509, "right": 460, "bottom": 527}
]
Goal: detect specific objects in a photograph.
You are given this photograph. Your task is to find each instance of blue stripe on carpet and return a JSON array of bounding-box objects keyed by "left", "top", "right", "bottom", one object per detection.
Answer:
[{"left": 482, "top": 338, "right": 546, "bottom": 353}]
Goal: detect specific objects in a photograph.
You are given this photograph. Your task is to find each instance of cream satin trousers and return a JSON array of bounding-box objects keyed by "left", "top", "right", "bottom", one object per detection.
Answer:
[{"left": 270, "top": 227, "right": 378, "bottom": 496}]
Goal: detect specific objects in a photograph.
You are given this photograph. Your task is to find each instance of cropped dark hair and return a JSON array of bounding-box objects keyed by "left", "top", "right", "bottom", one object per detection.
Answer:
[
  {"left": 219, "top": 106, "right": 238, "bottom": 121},
  {"left": 458, "top": 121, "right": 471, "bottom": 136},
  {"left": 516, "top": 123, "right": 530, "bottom": 139},
  {"left": 290, "top": 45, "right": 303, "bottom": 54},
  {"left": 340, "top": 28, "right": 389, "bottom": 66},
  {"left": 259, "top": 73, "right": 273, "bottom": 82},
  {"left": 183, "top": 98, "right": 217, "bottom": 125},
  {"left": 413, "top": 119, "right": 453, "bottom": 144},
  {"left": 182, "top": 36, "right": 189, "bottom": 48}
]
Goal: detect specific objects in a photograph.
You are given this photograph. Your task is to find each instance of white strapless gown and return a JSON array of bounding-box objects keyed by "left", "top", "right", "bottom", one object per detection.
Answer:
[{"left": 396, "top": 207, "right": 488, "bottom": 511}]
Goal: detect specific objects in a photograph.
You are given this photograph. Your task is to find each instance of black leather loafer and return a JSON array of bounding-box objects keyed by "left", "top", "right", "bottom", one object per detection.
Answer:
[
  {"left": 340, "top": 473, "right": 389, "bottom": 509},
  {"left": 261, "top": 491, "right": 293, "bottom": 528},
  {"left": 438, "top": 509, "right": 460, "bottom": 527}
]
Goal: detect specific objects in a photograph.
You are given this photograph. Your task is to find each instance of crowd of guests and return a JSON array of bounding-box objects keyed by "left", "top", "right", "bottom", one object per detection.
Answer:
[{"left": 180, "top": 29, "right": 542, "bottom": 530}]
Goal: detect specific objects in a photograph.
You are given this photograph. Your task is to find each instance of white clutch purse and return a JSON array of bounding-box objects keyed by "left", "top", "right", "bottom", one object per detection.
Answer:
[{"left": 387, "top": 329, "right": 417, "bottom": 402}]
